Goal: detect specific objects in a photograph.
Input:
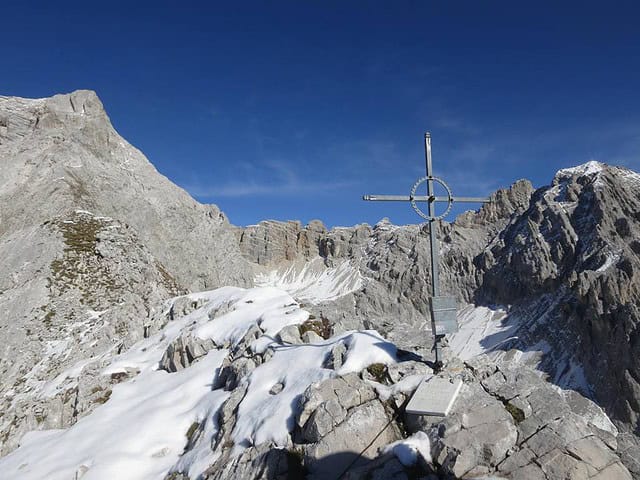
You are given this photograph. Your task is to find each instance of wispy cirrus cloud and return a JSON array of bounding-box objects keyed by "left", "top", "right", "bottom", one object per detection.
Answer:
[
  {"left": 184, "top": 178, "right": 356, "bottom": 198},
  {"left": 180, "top": 159, "right": 357, "bottom": 198}
]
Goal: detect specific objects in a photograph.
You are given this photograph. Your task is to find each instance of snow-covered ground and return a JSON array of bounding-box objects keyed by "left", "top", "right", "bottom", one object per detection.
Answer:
[
  {"left": 447, "top": 304, "right": 511, "bottom": 360},
  {"left": 0, "top": 283, "right": 606, "bottom": 479},
  {"left": 0, "top": 286, "right": 397, "bottom": 480},
  {"left": 1, "top": 350, "right": 229, "bottom": 480},
  {"left": 231, "top": 329, "right": 396, "bottom": 454}
]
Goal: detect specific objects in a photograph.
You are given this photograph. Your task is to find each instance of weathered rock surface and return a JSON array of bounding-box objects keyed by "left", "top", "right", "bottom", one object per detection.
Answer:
[
  {"left": 202, "top": 444, "right": 302, "bottom": 480},
  {"left": 0, "top": 210, "right": 184, "bottom": 454},
  {"left": 246, "top": 162, "right": 640, "bottom": 443},
  {"left": 244, "top": 178, "right": 533, "bottom": 359},
  {"left": 0, "top": 90, "right": 251, "bottom": 291},
  {"left": 474, "top": 163, "right": 640, "bottom": 430},
  {"left": 293, "top": 373, "right": 401, "bottom": 478},
  {"left": 402, "top": 357, "right": 631, "bottom": 479}
]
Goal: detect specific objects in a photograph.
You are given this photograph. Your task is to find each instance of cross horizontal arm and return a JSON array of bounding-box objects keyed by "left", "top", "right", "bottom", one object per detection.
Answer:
[{"left": 363, "top": 194, "right": 490, "bottom": 203}]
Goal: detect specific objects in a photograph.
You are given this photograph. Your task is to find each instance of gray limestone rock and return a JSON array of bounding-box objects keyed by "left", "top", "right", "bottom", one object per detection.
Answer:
[
  {"left": 0, "top": 91, "right": 252, "bottom": 292},
  {"left": 474, "top": 163, "right": 640, "bottom": 431},
  {"left": 403, "top": 359, "right": 632, "bottom": 479},
  {"left": 202, "top": 443, "right": 302, "bottom": 480},
  {"left": 159, "top": 335, "right": 216, "bottom": 372},
  {"left": 295, "top": 374, "right": 401, "bottom": 478},
  {"left": 0, "top": 90, "right": 253, "bottom": 454},
  {"left": 301, "top": 330, "right": 324, "bottom": 344},
  {"left": 304, "top": 400, "right": 402, "bottom": 479},
  {"left": 275, "top": 324, "right": 303, "bottom": 345}
]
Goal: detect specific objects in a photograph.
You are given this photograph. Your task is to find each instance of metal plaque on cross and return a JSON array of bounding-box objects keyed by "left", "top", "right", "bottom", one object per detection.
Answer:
[
  {"left": 362, "top": 132, "right": 491, "bottom": 369},
  {"left": 431, "top": 296, "right": 458, "bottom": 336}
]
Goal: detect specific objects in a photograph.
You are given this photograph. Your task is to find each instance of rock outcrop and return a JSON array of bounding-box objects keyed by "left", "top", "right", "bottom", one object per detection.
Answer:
[{"left": 408, "top": 356, "right": 630, "bottom": 479}]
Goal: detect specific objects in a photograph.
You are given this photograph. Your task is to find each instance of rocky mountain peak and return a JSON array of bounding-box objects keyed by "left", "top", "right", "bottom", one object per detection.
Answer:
[
  {"left": 44, "top": 89, "right": 105, "bottom": 116},
  {"left": 0, "top": 90, "right": 252, "bottom": 291},
  {"left": 0, "top": 90, "right": 108, "bottom": 145},
  {"left": 555, "top": 159, "right": 607, "bottom": 180}
]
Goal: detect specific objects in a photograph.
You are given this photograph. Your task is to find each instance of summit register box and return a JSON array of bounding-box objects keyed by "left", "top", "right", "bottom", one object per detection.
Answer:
[{"left": 430, "top": 296, "right": 458, "bottom": 336}]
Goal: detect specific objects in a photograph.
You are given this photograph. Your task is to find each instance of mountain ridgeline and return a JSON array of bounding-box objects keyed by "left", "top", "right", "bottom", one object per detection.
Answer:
[{"left": 1, "top": 90, "right": 640, "bottom": 479}]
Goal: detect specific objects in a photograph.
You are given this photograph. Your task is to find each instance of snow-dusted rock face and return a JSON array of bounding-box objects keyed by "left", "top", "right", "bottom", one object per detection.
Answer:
[
  {"left": 240, "top": 179, "right": 533, "bottom": 359},
  {"left": 243, "top": 162, "right": 640, "bottom": 437},
  {"left": 476, "top": 162, "right": 640, "bottom": 429}
]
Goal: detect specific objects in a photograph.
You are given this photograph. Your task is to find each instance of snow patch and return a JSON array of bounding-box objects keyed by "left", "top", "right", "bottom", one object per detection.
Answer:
[
  {"left": 373, "top": 374, "right": 429, "bottom": 402},
  {"left": 557, "top": 160, "right": 605, "bottom": 178},
  {"left": 596, "top": 252, "right": 620, "bottom": 273},
  {"left": 105, "top": 286, "right": 308, "bottom": 374},
  {"left": 232, "top": 330, "right": 397, "bottom": 453},
  {"left": 254, "top": 259, "right": 362, "bottom": 304},
  {"left": 383, "top": 431, "right": 432, "bottom": 466},
  {"left": 194, "top": 286, "right": 310, "bottom": 354},
  {"left": 0, "top": 350, "right": 229, "bottom": 480},
  {"left": 447, "top": 304, "right": 510, "bottom": 360}
]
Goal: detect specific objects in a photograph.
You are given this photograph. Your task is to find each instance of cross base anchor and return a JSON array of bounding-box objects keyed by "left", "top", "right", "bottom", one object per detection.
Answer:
[{"left": 432, "top": 334, "right": 445, "bottom": 373}]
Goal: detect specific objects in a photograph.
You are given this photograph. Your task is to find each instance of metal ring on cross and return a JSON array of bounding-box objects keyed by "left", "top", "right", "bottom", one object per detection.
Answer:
[{"left": 410, "top": 176, "right": 453, "bottom": 221}]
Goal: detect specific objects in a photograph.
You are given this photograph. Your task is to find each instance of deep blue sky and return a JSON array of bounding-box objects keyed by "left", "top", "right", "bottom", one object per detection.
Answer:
[{"left": 3, "top": 1, "right": 640, "bottom": 227}]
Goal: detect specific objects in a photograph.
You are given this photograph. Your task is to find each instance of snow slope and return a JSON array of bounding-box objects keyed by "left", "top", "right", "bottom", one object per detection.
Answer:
[
  {"left": 254, "top": 258, "right": 363, "bottom": 303},
  {"left": 0, "top": 350, "right": 229, "bottom": 480},
  {"left": 0, "top": 286, "right": 397, "bottom": 480}
]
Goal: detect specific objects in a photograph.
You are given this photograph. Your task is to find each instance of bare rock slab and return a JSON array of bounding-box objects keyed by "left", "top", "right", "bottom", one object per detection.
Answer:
[{"left": 405, "top": 377, "right": 462, "bottom": 416}]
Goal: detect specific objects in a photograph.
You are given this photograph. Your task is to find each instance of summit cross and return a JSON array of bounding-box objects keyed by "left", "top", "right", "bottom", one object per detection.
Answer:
[{"left": 363, "top": 132, "right": 490, "bottom": 368}]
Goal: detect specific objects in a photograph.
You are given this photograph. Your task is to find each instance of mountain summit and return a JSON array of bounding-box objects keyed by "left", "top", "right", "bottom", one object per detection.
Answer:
[
  {"left": 0, "top": 90, "right": 251, "bottom": 291},
  {"left": 1, "top": 91, "right": 639, "bottom": 479}
]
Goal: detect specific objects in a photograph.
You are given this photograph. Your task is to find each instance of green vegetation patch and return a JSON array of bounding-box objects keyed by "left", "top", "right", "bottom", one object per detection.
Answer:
[
  {"left": 40, "top": 305, "right": 56, "bottom": 326},
  {"left": 298, "top": 316, "right": 332, "bottom": 339},
  {"left": 366, "top": 363, "right": 388, "bottom": 383},
  {"left": 47, "top": 213, "right": 118, "bottom": 306},
  {"left": 156, "top": 261, "right": 183, "bottom": 295},
  {"left": 186, "top": 422, "right": 200, "bottom": 442},
  {"left": 504, "top": 401, "right": 525, "bottom": 424}
]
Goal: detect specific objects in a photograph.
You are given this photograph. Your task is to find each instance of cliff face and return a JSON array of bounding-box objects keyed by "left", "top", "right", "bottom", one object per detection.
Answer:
[
  {"left": 241, "top": 163, "right": 640, "bottom": 431},
  {"left": 476, "top": 162, "right": 640, "bottom": 427},
  {"left": 238, "top": 179, "right": 534, "bottom": 353},
  {"left": 0, "top": 90, "right": 251, "bottom": 292}
]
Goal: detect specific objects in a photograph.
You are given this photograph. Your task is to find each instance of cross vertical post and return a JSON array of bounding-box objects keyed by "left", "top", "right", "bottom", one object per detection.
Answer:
[
  {"left": 363, "top": 132, "right": 491, "bottom": 371},
  {"left": 425, "top": 133, "right": 439, "bottom": 296},
  {"left": 424, "top": 133, "right": 444, "bottom": 366}
]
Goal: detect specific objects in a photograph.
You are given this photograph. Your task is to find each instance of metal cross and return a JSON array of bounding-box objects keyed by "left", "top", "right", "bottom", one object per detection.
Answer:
[{"left": 363, "top": 132, "right": 490, "bottom": 368}]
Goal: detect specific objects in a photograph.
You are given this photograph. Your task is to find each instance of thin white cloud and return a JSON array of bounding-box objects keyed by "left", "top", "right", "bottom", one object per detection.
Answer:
[
  {"left": 184, "top": 179, "right": 356, "bottom": 198},
  {"left": 180, "top": 159, "right": 357, "bottom": 198}
]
